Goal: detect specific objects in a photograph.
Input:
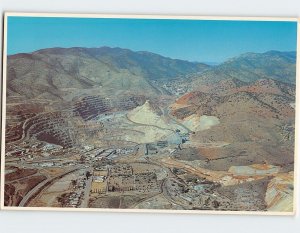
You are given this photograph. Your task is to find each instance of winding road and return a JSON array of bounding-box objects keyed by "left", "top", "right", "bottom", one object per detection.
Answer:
[{"left": 19, "top": 166, "right": 80, "bottom": 207}]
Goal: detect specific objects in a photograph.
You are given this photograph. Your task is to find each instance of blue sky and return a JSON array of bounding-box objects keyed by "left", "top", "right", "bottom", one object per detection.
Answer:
[{"left": 7, "top": 16, "right": 297, "bottom": 63}]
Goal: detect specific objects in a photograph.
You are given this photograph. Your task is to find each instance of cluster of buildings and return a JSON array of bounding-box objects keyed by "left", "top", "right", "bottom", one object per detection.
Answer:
[
  {"left": 65, "top": 191, "right": 84, "bottom": 208},
  {"left": 151, "top": 79, "right": 192, "bottom": 96},
  {"left": 63, "top": 174, "right": 88, "bottom": 207},
  {"left": 145, "top": 132, "right": 190, "bottom": 156},
  {"left": 91, "top": 167, "right": 108, "bottom": 194},
  {"left": 5, "top": 141, "right": 66, "bottom": 160},
  {"left": 145, "top": 140, "right": 169, "bottom": 155},
  {"left": 82, "top": 146, "right": 137, "bottom": 162},
  {"left": 90, "top": 164, "right": 160, "bottom": 194}
]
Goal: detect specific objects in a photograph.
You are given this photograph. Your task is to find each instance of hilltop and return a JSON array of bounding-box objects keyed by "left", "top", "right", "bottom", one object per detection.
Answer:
[
  {"left": 191, "top": 51, "right": 296, "bottom": 86},
  {"left": 7, "top": 46, "right": 209, "bottom": 100}
]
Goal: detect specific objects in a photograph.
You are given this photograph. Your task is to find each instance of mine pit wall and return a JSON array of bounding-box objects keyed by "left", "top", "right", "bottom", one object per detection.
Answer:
[
  {"left": 73, "top": 95, "right": 146, "bottom": 121},
  {"left": 22, "top": 112, "right": 76, "bottom": 148}
]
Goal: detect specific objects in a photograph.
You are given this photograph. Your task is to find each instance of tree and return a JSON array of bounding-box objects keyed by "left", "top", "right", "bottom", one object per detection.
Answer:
[
  {"left": 71, "top": 180, "right": 77, "bottom": 186},
  {"left": 86, "top": 171, "right": 92, "bottom": 179}
]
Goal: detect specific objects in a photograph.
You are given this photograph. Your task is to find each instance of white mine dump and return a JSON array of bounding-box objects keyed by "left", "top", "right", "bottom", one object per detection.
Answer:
[{"left": 181, "top": 114, "right": 220, "bottom": 131}]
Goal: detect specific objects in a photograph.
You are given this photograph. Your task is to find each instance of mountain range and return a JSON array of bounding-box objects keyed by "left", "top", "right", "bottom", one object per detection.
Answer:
[
  {"left": 191, "top": 50, "right": 296, "bottom": 87},
  {"left": 6, "top": 47, "right": 208, "bottom": 99},
  {"left": 6, "top": 47, "right": 296, "bottom": 100}
]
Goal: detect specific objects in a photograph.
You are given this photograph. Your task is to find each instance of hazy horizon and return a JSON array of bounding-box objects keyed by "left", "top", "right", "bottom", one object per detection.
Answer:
[
  {"left": 7, "top": 16, "right": 297, "bottom": 63},
  {"left": 6, "top": 45, "right": 297, "bottom": 65}
]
